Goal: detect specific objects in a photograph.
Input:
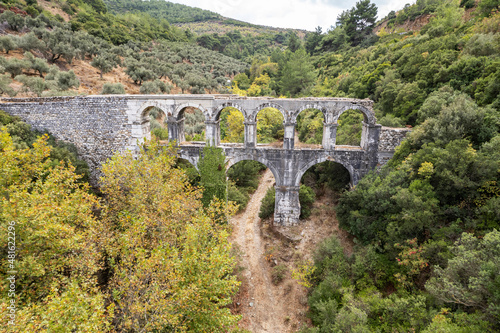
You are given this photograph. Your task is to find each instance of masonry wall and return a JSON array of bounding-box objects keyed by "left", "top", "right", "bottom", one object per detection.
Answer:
[
  {"left": 0, "top": 96, "right": 131, "bottom": 185},
  {"left": 377, "top": 126, "right": 411, "bottom": 166}
]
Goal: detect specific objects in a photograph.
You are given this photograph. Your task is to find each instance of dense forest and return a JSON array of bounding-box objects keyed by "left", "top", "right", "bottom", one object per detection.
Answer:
[{"left": 0, "top": 0, "right": 499, "bottom": 332}]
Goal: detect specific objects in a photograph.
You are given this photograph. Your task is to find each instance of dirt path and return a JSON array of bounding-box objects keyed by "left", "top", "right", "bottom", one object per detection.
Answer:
[{"left": 230, "top": 169, "right": 287, "bottom": 333}]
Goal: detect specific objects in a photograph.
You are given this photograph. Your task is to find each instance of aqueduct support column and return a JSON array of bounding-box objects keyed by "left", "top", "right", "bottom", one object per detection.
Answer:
[
  {"left": 322, "top": 123, "right": 338, "bottom": 150},
  {"left": 205, "top": 120, "right": 220, "bottom": 146},
  {"left": 244, "top": 121, "right": 257, "bottom": 148},
  {"left": 167, "top": 116, "right": 185, "bottom": 144},
  {"left": 360, "top": 122, "right": 382, "bottom": 152},
  {"left": 274, "top": 186, "right": 301, "bottom": 226},
  {"left": 283, "top": 122, "right": 295, "bottom": 150}
]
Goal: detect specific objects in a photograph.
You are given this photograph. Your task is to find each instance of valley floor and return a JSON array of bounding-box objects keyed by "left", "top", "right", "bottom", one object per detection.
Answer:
[{"left": 230, "top": 169, "right": 353, "bottom": 332}]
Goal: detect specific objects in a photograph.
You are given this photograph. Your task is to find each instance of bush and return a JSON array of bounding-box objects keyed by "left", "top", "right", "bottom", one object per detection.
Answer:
[
  {"left": 227, "top": 160, "right": 265, "bottom": 192},
  {"left": 228, "top": 182, "right": 249, "bottom": 212},
  {"left": 271, "top": 264, "right": 287, "bottom": 285},
  {"left": 140, "top": 81, "right": 160, "bottom": 94},
  {"left": 299, "top": 184, "right": 315, "bottom": 219},
  {"left": 54, "top": 70, "right": 79, "bottom": 91},
  {"left": 102, "top": 83, "right": 125, "bottom": 94},
  {"left": 0, "top": 36, "right": 17, "bottom": 54},
  {"left": 151, "top": 127, "right": 168, "bottom": 140},
  {"left": 259, "top": 187, "right": 275, "bottom": 219}
]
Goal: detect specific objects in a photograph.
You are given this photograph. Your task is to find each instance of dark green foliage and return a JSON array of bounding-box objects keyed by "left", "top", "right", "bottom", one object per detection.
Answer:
[
  {"left": 227, "top": 160, "right": 265, "bottom": 192},
  {"left": 279, "top": 49, "right": 317, "bottom": 97},
  {"left": 259, "top": 187, "right": 275, "bottom": 219},
  {"left": 227, "top": 181, "right": 249, "bottom": 212},
  {"left": 101, "top": 82, "right": 125, "bottom": 94},
  {"left": 104, "top": 0, "right": 220, "bottom": 24},
  {"left": 287, "top": 32, "right": 302, "bottom": 52},
  {"left": 227, "top": 161, "right": 266, "bottom": 211},
  {"left": 426, "top": 230, "right": 500, "bottom": 327},
  {"left": 0, "top": 36, "right": 16, "bottom": 54},
  {"left": 336, "top": 0, "right": 378, "bottom": 46},
  {"left": 299, "top": 184, "right": 315, "bottom": 219},
  {"left": 301, "top": 161, "right": 351, "bottom": 193},
  {"left": 198, "top": 146, "right": 227, "bottom": 208}
]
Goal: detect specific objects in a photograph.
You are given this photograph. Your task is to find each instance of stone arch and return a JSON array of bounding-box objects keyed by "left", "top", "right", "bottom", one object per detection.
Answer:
[
  {"left": 333, "top": 104, "right": 376, "bottom": 125},
  {"left": 293, "top": 105, "right": 327, "bottom": 148},
  {"left": 139, "top": 104, "right": 169, "bottom": 121},
  {"left": 293, "top": 104, "right": 328, "bottom": 123},
  {"left": 174, "top": 103, "right": 209, "bottom": 120},
  {"left": 177, "top": 153, "right": 200, "bottom": 171},
  {"left": 255, "top": 105, "right": 285, "bottom": 146},
  {"left": 214, "top": 102, "right": 245, "bottom": 121},
  {"left": 294, "top": 156, "right": 354, "bottom": 187},
  {"left": 137, "top": 105, "right": 169, "bottom": 141},
  {"left": 226, "top": 155, "right": 281, "bottom": 186},
  {"left": 253, "top": 102, "right": 287, "bottom": 122}
]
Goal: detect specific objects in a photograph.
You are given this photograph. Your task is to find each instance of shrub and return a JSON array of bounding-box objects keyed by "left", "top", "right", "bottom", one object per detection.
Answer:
[
  {"left": 271, "top": 264, "right": 287, "bottom": 285},
  {"left": 140, "top": 81, "right": 160, "bottom": 94},
  {"left": 151, "top": 127, "right": 168, "bottom": 140},
  {"left": 299, "top": 184, "right": 315, "bottom": 219},
  {"left": 259, "top": 187, "right": 275, "bottom": 219},
  {"left": 54, "top": 70, "right": 79, "bottom": 91},
  {"left": 0, "top": 36, "right": 17, "bottom": 54},
  {"left": 101, "top": 83, "right": 125, "bottom": 94},
  {"left": 228, "top": 182, "right": 249, "bottom": 212},
  {"left": 15, "top": 74, "right": 47, "bottom": 96}
]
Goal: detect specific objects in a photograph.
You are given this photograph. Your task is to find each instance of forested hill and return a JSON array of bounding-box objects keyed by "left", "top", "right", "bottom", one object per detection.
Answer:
[{"left": 103, "top": 0, "right": 221, "bottom": 23}]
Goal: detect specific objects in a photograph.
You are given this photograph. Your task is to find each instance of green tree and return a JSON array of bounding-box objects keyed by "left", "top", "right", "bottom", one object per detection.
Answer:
[
  {"left": 426, "top": 230, "right": 500, "bottom": 327},
  {"left": 91, "top": 52, "right": 120, "bottom": 79},
  {"left": 101, "top": 82, "right": 125, "bottom": 94},
  {"left": 336, "top": 0, "right": 378, "bottom": 46},
  {"left": 0, "top": 36, "right": 16, "bottom": 54},
  {"left": 198, "top": 146, "right": 227, "bottom": 208},
  {"left": 287, "top": 31, "right": 302, "bottom": 52},
  {"left": 305, "top": 26, "right": 323, "bottom": 55},
  {"left": 280, "top": 49, "right": 317, "bottom": 97},
  {"left": 99, "top": 141, "right": 240, "bottom": 331}
]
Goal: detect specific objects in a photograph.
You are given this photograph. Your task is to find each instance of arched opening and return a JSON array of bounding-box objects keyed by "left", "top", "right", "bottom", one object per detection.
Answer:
[
  {"left": 227, "top": 160, "right": 270, "bottom": 212},
  {"left": 296, "top": 108, "right": 325, "bottom": 148},
  {"left": 144, "top": 106, "right": 168, "bottom": 141},
  {"left": 256, "top": 107, "right": 284, "bottom": 147},
  {"left": 335, "top": 109, "right": 365, "bottom": 147},
  {"left": 179, "top": 107, "right": 205, "bottom": 142},
  {"left": 299, "top": 161, "right": 351, "bottom": 218},
  {"left": 219, "top": 107, "right": 245, "bottom": 144}
]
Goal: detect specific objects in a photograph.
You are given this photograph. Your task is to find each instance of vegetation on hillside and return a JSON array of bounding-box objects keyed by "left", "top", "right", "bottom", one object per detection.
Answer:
[
  {"left": 103, "top": 0, "right": 220, "bottom": 24},
  {"left": 293, "top": 1, "right": 500, "bottom": 332},
  {"left": 0, "top": 117, "right": 240, "bottom": 331}
]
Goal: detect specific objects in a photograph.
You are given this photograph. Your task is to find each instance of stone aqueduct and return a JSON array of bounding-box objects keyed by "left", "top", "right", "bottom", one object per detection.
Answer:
[{"left": 0, "top": 94, "right": 409, "bottom": 225}]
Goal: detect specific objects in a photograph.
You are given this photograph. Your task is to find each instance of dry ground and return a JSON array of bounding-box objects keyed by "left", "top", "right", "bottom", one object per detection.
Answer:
[{"left": 229, "top": 169, "right": 353, "bottom": 332}]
